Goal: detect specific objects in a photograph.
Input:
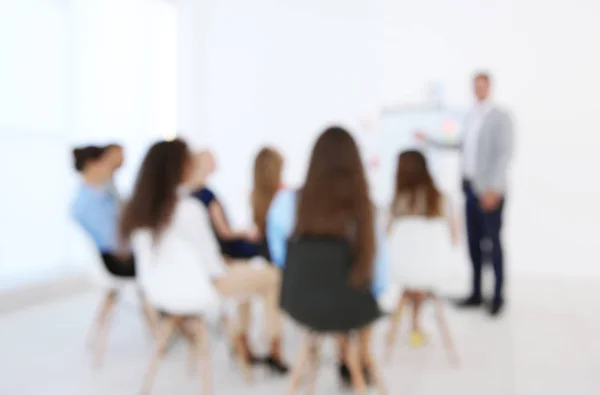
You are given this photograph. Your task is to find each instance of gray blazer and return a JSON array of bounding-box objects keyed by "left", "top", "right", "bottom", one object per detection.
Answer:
[{"left": 429, "top": 107, "right": 514, "bottom": 195}]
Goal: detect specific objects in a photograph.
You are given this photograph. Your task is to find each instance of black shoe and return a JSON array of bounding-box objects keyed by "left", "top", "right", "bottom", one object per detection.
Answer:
[
  {"left": 455, "top": 295, "right": 483, "bottom": 308},
  {"left": 363, "top": 367, "right": 372, "bottom": 385},
  {"left": 338, "top": 363, "right": 351, "bottom": 385},
  {"left": 263, "top": 355, "right": 289, "bottom": 375},
  {"left": 488, "top": 300, "right": 504, "bottom": 317},
  {"left": 338, "top": 363, "right": 371, "bottom": 386}
]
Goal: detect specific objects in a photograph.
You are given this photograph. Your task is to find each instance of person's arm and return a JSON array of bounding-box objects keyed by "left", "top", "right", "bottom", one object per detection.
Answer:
[
  {"left": 372, "top": 222, "right": 390, "bottom": 297},
  {"left": 266, "top": 191, "right": 296, "bottom": 268},
  {"left": 181, "top": 199, "right": 227, "bottom": 278},
  {"left": 208, "top": 200, "right": 251, "bottom": 240},
  {"left": 414, "top": 130, "right": 462, "bottom": 150},
  {"left": 483, "top": 112, "right": 514, "bottom": 193},
  {"left": 443, "top": 196, "right": 459, "bottom": 246},
  {"left": 73, "top": 196, "right": 117, "bottom": 252}
]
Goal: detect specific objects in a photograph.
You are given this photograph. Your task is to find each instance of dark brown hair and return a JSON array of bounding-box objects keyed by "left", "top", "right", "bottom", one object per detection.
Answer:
[
  {"left": 251, "top": 147, "right": 283, "bottom": 235},
  {"left": 119, "top": 139, "right": 190, "bottom": 243},
  {"left": 393, "top": 150, "right": 443, "bottom": 218},
  {"left": 72, "top": 145, "right": 107, "bottom": 172},
  {"left": 294, "top": 126, "right": 375, "bottom": 288}
]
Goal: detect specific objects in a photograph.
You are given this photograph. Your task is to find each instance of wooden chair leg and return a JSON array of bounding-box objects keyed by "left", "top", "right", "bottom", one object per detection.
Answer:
[
  {"left": 139, "top": 317, "right": 178, "bottom": 395},
  {"left": 345, "top": 336, "right": 367, "bottom": 395},
  {"left": 139, "top": 293, "right": 159, "bottom": 338},
  {"left": 364, "top": 349, "right": 387, "bottom": 395},
  {"left": 223, "top": 316, "right": 253, "bottom": 382},
  {"left": 195, "top": 320, "right": 213, "bottom": 395},
  {"left": 433, "top": 296, "right": 459, "bottom": 367},
  {"left": 91, "top": 291, "right": 118, "bottom": 368},
  {"left": 305, "top": 336, "right": 321, "bottom": 395},
  {"left": 87, "top": 290, "right": 117, "bottom": 351},
  {"left": 385, "top": 293, "right": 407, "bottom": 362},
  {"left": 358, "top": 327, "right": 387, "bottom": 395},
  {"left": 158, "top": 316, "right": 180, "bottom": 358},
  {"left": 185, "top": 320, "right": 200, "bottom": 376},
  {"left": 286, "top": 333, "right": 312, "bottom": 395}
]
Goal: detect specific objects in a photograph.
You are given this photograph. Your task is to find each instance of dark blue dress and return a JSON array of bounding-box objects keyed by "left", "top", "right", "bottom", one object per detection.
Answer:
[{"left": 192, "top": 187, "right": 263, "bottom": 259}]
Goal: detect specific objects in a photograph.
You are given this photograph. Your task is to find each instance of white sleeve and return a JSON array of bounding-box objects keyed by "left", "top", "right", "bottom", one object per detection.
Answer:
[{"left": 180, "top": 198, "right": 226, "bottom": 278}]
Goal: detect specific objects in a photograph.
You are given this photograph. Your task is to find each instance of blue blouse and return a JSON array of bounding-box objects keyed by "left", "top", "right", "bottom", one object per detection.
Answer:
[
  {"left": 72, "top": 183, "right": 120, "bottom": 253},
  {"left": 266, "top": 189, "right": 390, "bottom": 296}
]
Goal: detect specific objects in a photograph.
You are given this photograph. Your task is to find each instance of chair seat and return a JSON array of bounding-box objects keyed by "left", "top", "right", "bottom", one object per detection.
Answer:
[
  {"left": 281, "top": 237, "right": 381, "bottom": 333},
  {"left": 284, "top": 290, "right": 381, "bottom": 333}
]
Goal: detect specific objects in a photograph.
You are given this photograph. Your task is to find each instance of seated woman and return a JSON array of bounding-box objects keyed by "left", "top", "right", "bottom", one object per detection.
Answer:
[
  {"left": 71, "top": 145, "right": 135, "bottom": 277},
  {"left": 190, "top": 151, "right": 262, "bottom": 259},
  {"left": 266, "top": 126, "right": 389, "bottom": 386},
  {"left": 250, "top": 147, "right": 285, "bottom": 261},
  {"left": 119, "top": 139, "right": 288, "bottom": 373},
  {"left": 387, "top": 150, "right": 458, "bottom": 347}
]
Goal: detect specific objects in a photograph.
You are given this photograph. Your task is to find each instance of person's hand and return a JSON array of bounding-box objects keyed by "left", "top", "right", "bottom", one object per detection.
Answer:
[
  {"left": 246, "top": 228, "right": 261, "bottom": 242},
  {"left": 414, "top": 129, "right": 427, "bottom": 142},
  {"left": 450, "top": 223, "right": 459, "bottom": 246},
  {"left": 480, "top": 191, "right": 502, "bottom": 212}
]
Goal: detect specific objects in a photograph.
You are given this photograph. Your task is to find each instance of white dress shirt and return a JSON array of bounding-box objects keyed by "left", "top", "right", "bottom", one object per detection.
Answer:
[
  {"left": 462, "top": 101, "right": 493, "bottom": 179},
  {"left": 131, "top": 193, "right": 227, "bottom": 315}
]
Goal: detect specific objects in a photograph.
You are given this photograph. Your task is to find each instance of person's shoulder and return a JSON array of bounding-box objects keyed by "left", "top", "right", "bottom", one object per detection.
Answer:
[
  {"left": 192, "top": 186, "right": 217, "bottom": 204},
  {"left": 273, "top": 188, "right": 296, "bottom": 205},
  {"left": 72, "top": 184, "right": 96, "bottom": 212}
]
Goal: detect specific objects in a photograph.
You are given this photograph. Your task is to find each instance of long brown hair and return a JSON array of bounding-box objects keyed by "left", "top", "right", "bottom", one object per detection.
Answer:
[
  {"left": 251, "top": 147, "right": 283, "bottom": 235},
  {"left": 120, "top": 139, "right": 191, "bottom": 243},
  {"left": 393, "top": 150, "right": 443, "bottom": 218},
  {"left": 295, "top": 126, "right": 375, "bottom": 288}
]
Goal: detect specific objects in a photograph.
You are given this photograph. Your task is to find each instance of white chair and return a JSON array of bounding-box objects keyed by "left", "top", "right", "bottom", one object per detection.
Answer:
[
  {"left": 131, "top": 231, "right": 252, "bottom": 395},
  {"left": 385, "top": 217, "right": 459, "bottom": 365},
  {"left": 69, "top": 221, "right": 157, "bottom": 368}
]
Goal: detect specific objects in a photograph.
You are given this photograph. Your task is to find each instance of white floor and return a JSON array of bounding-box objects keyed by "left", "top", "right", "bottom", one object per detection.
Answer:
[{"left": 0, "top": 278, "right": 599, "bottom": 395}]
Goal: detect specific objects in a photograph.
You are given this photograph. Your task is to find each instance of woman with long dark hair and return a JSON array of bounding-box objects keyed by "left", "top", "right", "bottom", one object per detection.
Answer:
[
  {"left": 71, "top": 145, "right": 135, "bottom": 277},
  {"left": 266, "top": 126, "right": 389, "bottom": 385},
  {"left": 120, "top": 139, "right": 288, "bottom": 373}
]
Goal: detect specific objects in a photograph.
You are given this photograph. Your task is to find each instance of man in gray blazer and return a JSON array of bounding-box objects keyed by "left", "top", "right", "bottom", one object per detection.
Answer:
[{"left": 417, "top": 72, "right": 513, "bottom": 316}]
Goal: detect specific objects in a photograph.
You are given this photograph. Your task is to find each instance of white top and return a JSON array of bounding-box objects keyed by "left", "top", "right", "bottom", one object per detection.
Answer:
[
  {"left": 462, "top": 100, "right": 493, "bottom": 179},
  {"left": 130, "top": 194, "right": 226, "bottom": 315}
]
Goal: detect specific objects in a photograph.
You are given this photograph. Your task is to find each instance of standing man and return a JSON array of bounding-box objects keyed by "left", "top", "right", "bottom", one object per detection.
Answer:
[{"left": 416, "top": 72, "right": 513, "bottom": 316}]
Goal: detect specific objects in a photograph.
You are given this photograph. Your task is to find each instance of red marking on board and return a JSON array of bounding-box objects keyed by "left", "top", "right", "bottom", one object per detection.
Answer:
[
  {"left": 369, "top": 157, "right": 380, "bottom": 169},
  {"left": 442, "top": 119, "right": 458, "bottom": 134}
]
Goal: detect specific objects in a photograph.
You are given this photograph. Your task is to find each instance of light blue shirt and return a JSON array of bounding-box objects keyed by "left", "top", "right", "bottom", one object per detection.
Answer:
[
  {"left": 72, "top": 183, "right": 119, "bottom": 253},
  {"left": 266, "top": 189, "right": 390, "bottom": 296}
]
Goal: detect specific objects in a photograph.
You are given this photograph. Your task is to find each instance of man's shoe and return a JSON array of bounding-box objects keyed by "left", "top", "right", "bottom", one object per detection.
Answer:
[
  {"left": 455, "top": 295, "right": 483, "bottom": 308},
  {"left": 488, "top": 300, "right": 504, "bottom": 317}
]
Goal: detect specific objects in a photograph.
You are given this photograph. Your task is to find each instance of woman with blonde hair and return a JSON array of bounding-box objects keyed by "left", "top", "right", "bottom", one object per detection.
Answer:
[{"left": 251, "top": 147, "right": 284, "bottom": 260}]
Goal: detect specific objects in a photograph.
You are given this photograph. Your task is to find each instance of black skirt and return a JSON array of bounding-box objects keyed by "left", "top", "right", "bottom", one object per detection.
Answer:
[{"left": 101, "top": 253, "right": 136, "bottom": 278}]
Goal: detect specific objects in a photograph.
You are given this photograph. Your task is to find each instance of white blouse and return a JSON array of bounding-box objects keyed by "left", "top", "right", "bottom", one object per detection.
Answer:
[{"left": 131, "top": 194, "right": 227, "bottom": 315}]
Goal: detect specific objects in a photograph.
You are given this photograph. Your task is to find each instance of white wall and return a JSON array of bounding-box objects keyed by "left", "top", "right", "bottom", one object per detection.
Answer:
[
  {"left": 0, "top": 0, "right": 74, "bottom": 289},
  {"left": 0, "top": 0, "right": 177, "bottom": 290},
  {"left": 200, "top": 0, "right": 600, "bottom": 277}
]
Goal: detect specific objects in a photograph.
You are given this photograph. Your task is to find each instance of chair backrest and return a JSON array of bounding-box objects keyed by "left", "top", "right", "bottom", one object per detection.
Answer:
[
  {"left": 131, "top": 229, "right": 220, "bottom": 316},
  {"left": 281, "top": 236, "right": 380, "bottom": 333},
  {"left": 388, "top": 217, "right": 451, "bottom": 287},
  {"left": 68, "top": 220, "right": 118, "bottom": 288}
]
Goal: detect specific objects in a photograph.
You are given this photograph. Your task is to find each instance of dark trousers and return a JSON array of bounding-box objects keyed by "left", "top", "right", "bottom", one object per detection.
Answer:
[
  {"left": 219, "top": 238, "right": 272, "bottom": 262},
  {"left": 101, "top": 253, "right": 136, "bottom": 278},
  {"left": 463, "top": 180, "right": 505, "bottom": 303}
]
